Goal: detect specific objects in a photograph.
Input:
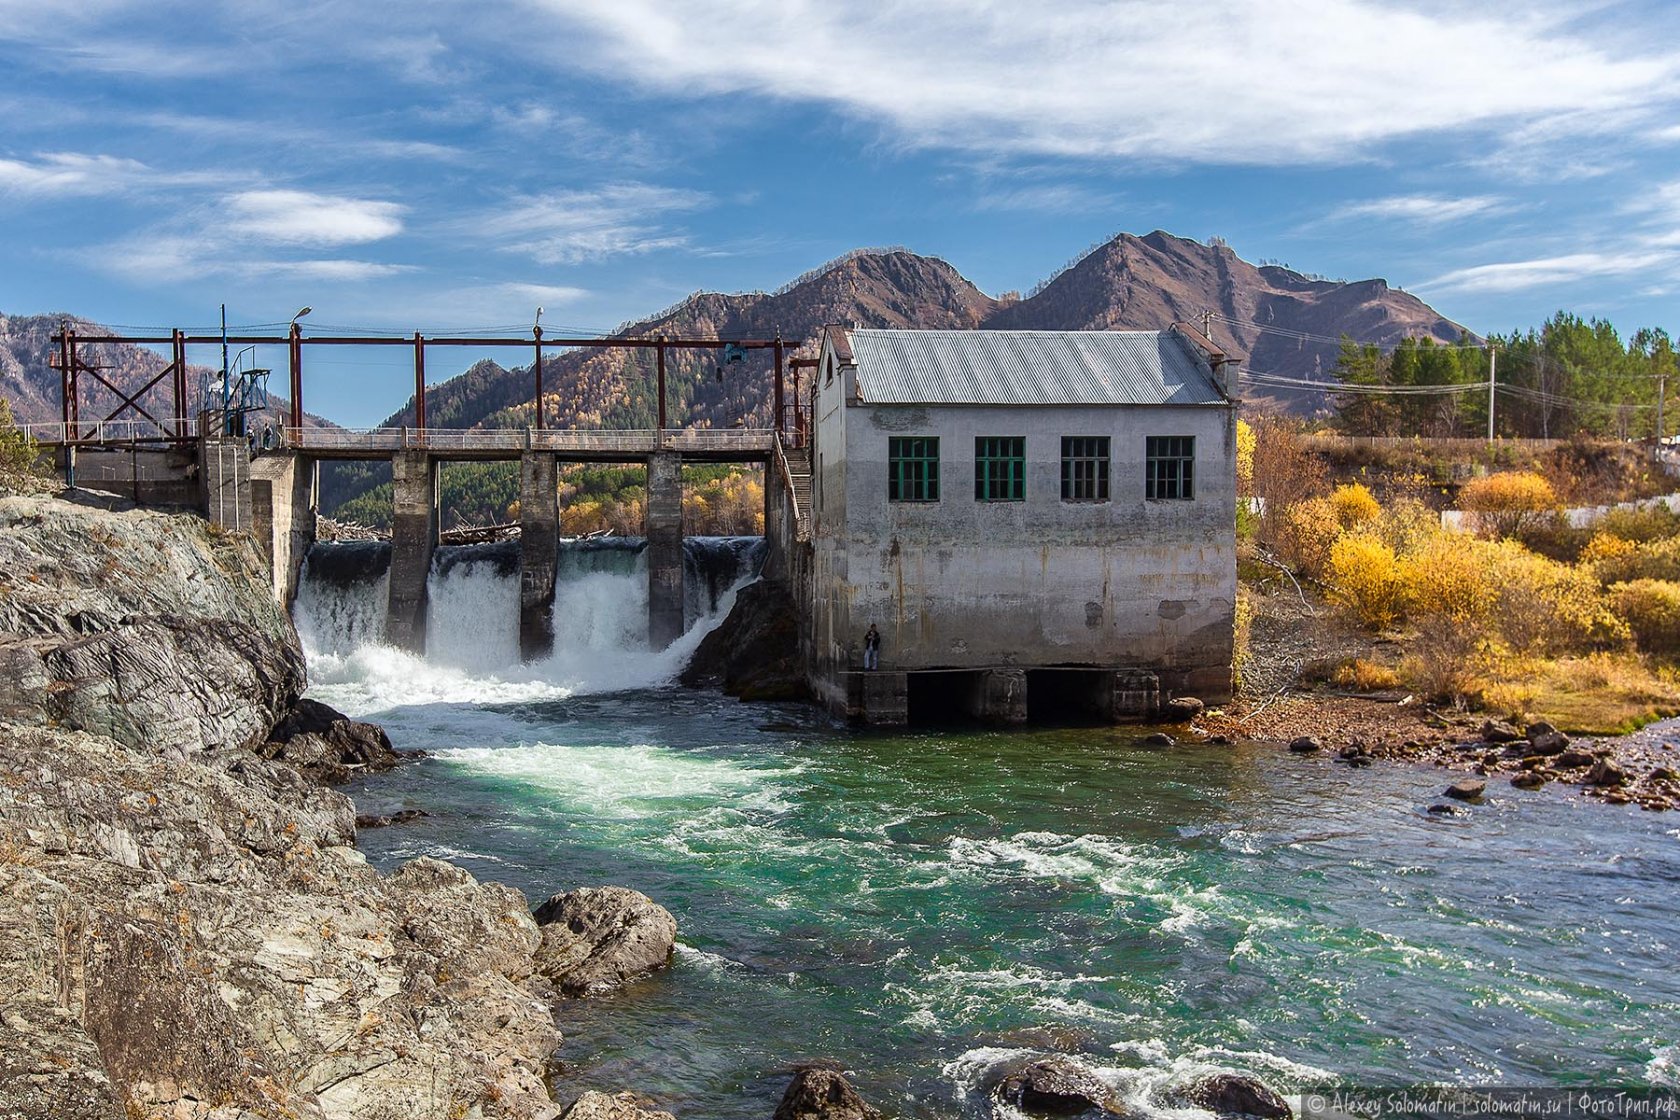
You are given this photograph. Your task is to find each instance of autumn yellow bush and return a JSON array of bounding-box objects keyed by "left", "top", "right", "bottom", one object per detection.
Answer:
[
  {"left": 1589, "top": 533, "right": 1680, "bottom": 585},
  {"left": 1459, "top": 471, "right": 1559, "bottom": 539},
  {"left": 1401, "top": 533, "right": 1492, "bottom": 626},
  {"left": 1612, "top": 579, "right": 1680, "bottom": 655},
  {"left": 1595, "top": 505, "right": 1680, "bottom": 544},
  {"left": 1327, "top": 532, "right": 1407, "bottom": 629},
  {"left": 1328, "top": 483, "right": 1380, "bottom": 529},
  {"left": 1269, "top": 496, "right": 1340, "bottom": 578},
  {"left": 1331, "top": 658, "right": 1402, "bottom": 691}
]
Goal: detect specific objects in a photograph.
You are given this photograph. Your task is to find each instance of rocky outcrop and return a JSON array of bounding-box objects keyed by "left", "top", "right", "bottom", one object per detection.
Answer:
[
  {"left": 262, "top": 696, "right": 403, "bottom": 783},
  {"left": 562, "top": 1091, "right": 677, "bottom": 1120},
  {"left": 0, "top": 496, "right": 303, "bottom": 753},
  {"left": 680, "top": 579, "right": 808, "bottom": 701},
  {"left": 0, "top": 497, "right": 565, "bottom": 1119},
  {"left": 773, "top": 1067, "right": 881, "bottom": 1120},
  {"left": 532, "top": 887, "right": 678, "bottom": 996}
]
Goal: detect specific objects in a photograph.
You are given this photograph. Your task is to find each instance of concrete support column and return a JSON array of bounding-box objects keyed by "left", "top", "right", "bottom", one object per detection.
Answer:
[
  {"left": 198, "top": 438, "right": 252, "bottom": 533},
  {"left": 1099, "top": 669, "right": 1160, "bottom": 722},
  {"left": 518, "top": 453, "right": 559, "bottom": 660},
  {"left": 646, "top": 451, "right": 684, "bottom": 650},
  {"left": 249, "top": 452, "right": 317, "bottom": 605},
  {"left": 859, "top": 671, "right": 909, "bottom": 726},
  {"left": 967, "top": 669, "right": 1028, "bottom": 725},
  {"left": 385, "top": 451, "right": 438, "bottom": 653}
]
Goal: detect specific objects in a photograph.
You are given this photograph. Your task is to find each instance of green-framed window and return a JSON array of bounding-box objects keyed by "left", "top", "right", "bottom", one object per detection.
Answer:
[
  {"left": 1061, "top": 436, "right": 1110, "bottom": 502},
  {"left": 888, "top": 436, "right": 940, "bottom": 502},
  {"left": 975, "top": 436, "right": 1026, "bottom": 502},
  {"left": 1146, "top": 435, "right": 1195, "bottom": 500}
]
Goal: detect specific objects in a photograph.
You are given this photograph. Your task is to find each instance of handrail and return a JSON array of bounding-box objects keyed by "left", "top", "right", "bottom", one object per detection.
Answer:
[{"left": 281, "top": 426, "right": 777, "bottom": 452}]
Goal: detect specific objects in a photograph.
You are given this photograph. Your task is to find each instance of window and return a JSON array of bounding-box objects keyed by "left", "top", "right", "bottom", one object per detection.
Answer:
[
  {"left": 974, "top": 436, "right": 1025, "bottom": 501},
  {"left": 1146, "top": 436, "right": 1195, "bottom": 500},
  {"left": 888, "top": 436, "right": 939, "bottom": 501},
  {"left": 1061, "top": 436, "right": 1110, "bottom": 502}
]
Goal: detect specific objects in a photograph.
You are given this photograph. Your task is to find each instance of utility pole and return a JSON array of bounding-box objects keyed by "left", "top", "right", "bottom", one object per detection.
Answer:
[
  {"left": 1658, "top": 372, "right": 1667, "bottom": 444},
  {"left": 1486, "top": 342, "right": 1498, "bottom": 443}
]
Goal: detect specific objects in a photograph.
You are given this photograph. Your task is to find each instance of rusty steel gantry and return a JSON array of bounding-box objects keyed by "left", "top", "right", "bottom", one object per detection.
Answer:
[{"left": 47, "top": 325, "right": 794, "bottom": 444}]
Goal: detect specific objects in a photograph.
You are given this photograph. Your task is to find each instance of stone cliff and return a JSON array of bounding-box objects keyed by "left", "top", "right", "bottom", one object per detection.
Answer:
[{"left": 0, "top": 496, "right": 564, "bottom": 1120}]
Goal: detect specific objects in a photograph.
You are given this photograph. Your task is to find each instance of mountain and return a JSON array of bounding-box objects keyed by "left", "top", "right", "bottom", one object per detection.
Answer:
[{"left": 987, "top": 231, "right": 1467, "bottom": 391}]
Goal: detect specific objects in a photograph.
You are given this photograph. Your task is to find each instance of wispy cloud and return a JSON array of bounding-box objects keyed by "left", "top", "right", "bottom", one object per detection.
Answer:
[
  {"left": 973, "top": 183, "right": 1120, "bottom": 215},
  {"left": 0, "top": 151, "right": 231, "bottom": 198},
  {"left": 470, "top": 183, "right": 712, "bottom": 264},
  {"left": 1420, "top": 250, "right": 1676, "bottom": 294},
  {"left": 223, "top": 189, "right": 406, "bottom": 247},
  {"left": 1326, "top": 194, "right": 1510, "bottom": 226},
  {"left": 535, "top": 0, "right": 1680, "bottom": 165}
]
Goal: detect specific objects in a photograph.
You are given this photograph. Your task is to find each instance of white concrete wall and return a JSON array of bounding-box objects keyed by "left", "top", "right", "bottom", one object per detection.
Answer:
[{"left": 809, "top": 362, "right": 1236, "bottom": 700}]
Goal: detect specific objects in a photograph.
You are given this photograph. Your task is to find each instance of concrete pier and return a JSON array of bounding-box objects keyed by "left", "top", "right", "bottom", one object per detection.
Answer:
[
  {"left": 646, "top": 451, "right": 684, "bottom": 650},
  {"left": 385, "top": 451, "right": 438, "bottom": 653},
  {"left": 199, "top": 438, "right": 252, "bottom": 533},
  {"left": 860, "top": 671, "right": 909, "bottom": 726},
  {"left": 250, "top": 452, "right": 317, "bottom": 605},
  {"left": 519, "top": 453, "right": 559, "bottom": 660},
  {"left": 967, "top": 669, "right": 1029, "bottom": 724},
  {"left": 1101, "top": 669, "right": 1160, "bottom": 720}
]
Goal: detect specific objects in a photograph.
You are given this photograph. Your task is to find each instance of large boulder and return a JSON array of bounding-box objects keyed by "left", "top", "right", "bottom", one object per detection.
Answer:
[
  {"left": 1445, "top": 778, "right": 1487, "bottom": 802},
  {"left": 1287, "top": 736, "right": 1323, "bottom": 754},
  {"left": 774, "top": 1066, "right": 882, "bottom": 1120},
  {"left": 1524, "top": 721, "right": 1570, "bottom": 755},
  {"left": 532, "top": 887, "right": 678, "bottom": 996},
  {"left": 994, "top": 1056, "right": 1118, "bottom": 1116},
  {"left": 260, "top": 697, "right": 402, "bottom": 784},
  {"left": 1585, "top": 758, "right": 1629, "bottom": 787},
  {"left": 680, "top": 579, "right": 808, "bottom": 701},
  {"left": 1185, "top": 1073, "right": 1292, "bottom": 1119},
  {"left": 563, "top": 1091, "right": 677, "bottom": 1120}
]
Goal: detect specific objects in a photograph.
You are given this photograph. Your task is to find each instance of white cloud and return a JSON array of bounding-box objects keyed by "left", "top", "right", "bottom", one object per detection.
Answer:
[
  {"left": 533, "top": 0, "right": 1680, "bottom": 165},
  {"left": 973, "top": 184, "right": 1119, "bottom": 215},
  {"left": 471, "top": 183, "right": 711, "bottom": 263},
  {"left": 1327, "top": 194, "right": 1509, "bottom": 225},
  {"left": 0, "top": 151, "right": 230, "bottom": 197},
  {"left": 1420, "top": 250, "right": 1676, "bottom": 294},
  {"left": 223, "top": 189, "right": 405, "bottom": 247}
]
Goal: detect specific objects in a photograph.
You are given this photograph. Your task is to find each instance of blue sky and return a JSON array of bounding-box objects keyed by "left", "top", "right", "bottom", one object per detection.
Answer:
[{"left": 3, "top": 0, "right": 1679, "bottom": 425}]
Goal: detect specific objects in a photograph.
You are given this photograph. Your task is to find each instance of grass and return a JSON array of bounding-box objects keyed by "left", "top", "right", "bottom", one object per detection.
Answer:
[{"left": 1484, "top": 653, "right": 1680, "bottom": 735}]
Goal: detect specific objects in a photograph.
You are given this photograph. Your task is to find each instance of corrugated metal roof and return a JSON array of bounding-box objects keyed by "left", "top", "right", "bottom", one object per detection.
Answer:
[{"left": 847, "top": 329, "right": 1225, "bottom": 406}]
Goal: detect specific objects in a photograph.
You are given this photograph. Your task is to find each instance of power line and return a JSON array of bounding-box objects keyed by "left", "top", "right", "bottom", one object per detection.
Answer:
[{"left": 1206, "top": 311, "right": 1483, "bottom": 351}]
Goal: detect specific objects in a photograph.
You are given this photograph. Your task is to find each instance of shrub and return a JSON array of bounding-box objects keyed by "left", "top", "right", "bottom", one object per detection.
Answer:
[
  {"left": 1235, "top": 419, "right": 1255, "bottom": 496},
  {"left": 1332, "top": 658, "right": 1402, "bottom": 691},
  {"left": 1327, "top": 532, "right": 1407, "bottom": 630},
  {"left": 1401, "top": 616, "right": 1482, "bottom": 705},
  {"left": 1459, "top": 471, "right": 1559, "bottom": 539},
  {"left": 1612, "top": 579, "right": 1680, "bottom": 655},
  {"left": 1590, "top": 534, "right": 1680, "bottom": 586},
  {"left": 1328, "top": 483, "right": 1380, "bottom": 529},
  {"left": 1595, "top": 505, "right": 1680, "bottom": 545},
  {"left": 1233, "top": 589, "right": 1254, "bottom": 690},
  {"left": 0, "top": 398, "right": 44, "bottom": 493},
  {"left": 1268, "top": 496, "right": 1339, "bottom": 579},
  {"left": 1402, "top": 533, "right": 1492, "bottom": 626}
]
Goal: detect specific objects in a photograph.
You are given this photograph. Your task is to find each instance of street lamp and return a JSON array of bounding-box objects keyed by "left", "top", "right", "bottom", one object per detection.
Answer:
[{"left": 291, "top": 306, "right": 312, "bottom": 325}]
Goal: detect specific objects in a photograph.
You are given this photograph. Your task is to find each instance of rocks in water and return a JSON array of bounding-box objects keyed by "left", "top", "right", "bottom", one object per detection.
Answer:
[
  {"left": 1185, "top": 1073, "right": 1293, "bottom": 1119},
  {"left": 1556, "top": 749, "right": 1597, "bottom": 769},
  {"left": 1337, "top": 741, "right": 1373, "bottom": 767},
  {"left": 260, "top": 696, "right": 401, "bottom": 784},
  {"left": 1585, "top": 758, "right": 1629, "bottom": 787},
  {"left": 680, "top": 578, "right": 809, "bottom": 701},
  {"left": 1525, "top": 721, "right": 1570, "bottom": 755},
  {"left": 1445, "top": 778, "right": 1487, "bottom": 802},
  {"left": 994, "top": 1056, "right": 1118, "bottom": 1116},
  {"left": 1480, "top": 719, "right": 1524, "bottom": 744},
  {"left": 354, "top": 807, "right": 429, "bottom": 829},
  {"left": 1142, "top": 732, "right": 1175, "bottom": 747},
  {"left": 564, "top": 1090, "right": 678, "bottom": 1120},
  {"left": 1511, "top": 771, "right": 1549, "bottom": 790},
  {"left": 1426, "top": 802, "right": 1461, "bottom": 815},
  {"left": 532, "top": 886, "right": 678, "bottom": 996},
  {"left": 1287, "top": 736, "right": 1323, "bottom": 754},
  {"left": 1163, "top": 696, "right": 1204, "bottom": 722},
  {"left": 773, "top": 1066, "right": 882, "bottom": 1120}
]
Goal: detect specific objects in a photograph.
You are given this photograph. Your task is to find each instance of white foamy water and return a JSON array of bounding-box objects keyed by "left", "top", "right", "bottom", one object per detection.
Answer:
[{"left": 294, "top": 538, "right": 759, "bottom": 718}]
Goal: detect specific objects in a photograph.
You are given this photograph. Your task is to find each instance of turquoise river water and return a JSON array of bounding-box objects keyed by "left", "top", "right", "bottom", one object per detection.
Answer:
[{"left": 295, "top": 542, "right": 1680, "bottom": 1119}]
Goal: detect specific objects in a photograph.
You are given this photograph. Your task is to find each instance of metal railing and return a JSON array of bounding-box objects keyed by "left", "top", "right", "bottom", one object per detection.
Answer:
[
  {"left": 282, "top": 426, "right": 778, "bottom": 454},
  {"left": 20, "top": 419, "right": 200, "bottom": 444}
]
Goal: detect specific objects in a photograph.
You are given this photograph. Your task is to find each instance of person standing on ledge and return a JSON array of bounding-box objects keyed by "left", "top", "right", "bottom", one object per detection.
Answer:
[{"left": 863, "top": 624, "right": 881, "bottom": 670}]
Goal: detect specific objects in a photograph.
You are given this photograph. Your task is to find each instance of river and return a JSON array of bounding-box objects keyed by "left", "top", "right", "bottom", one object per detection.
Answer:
[{"left": 294, "top": 540, "right": 1680, "bottom": 1118}]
